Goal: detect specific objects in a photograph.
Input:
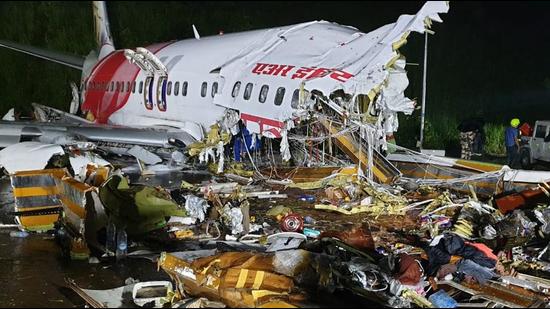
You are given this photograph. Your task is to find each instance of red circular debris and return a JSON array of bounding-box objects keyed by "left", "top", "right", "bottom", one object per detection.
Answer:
[{"left": 280, "top": 214, "right": 304, "bottom": 232}]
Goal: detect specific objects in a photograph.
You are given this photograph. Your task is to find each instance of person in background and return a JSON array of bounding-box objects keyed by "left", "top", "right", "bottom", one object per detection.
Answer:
[
  {"left": 471, "top": 117, "right": 485, "bottom": 156},
  {"left": 505, "top": 118, "right": 521, "bottom": 167},
  {"left": 457, "top": 118, "right": 483, "bottom": 160}
]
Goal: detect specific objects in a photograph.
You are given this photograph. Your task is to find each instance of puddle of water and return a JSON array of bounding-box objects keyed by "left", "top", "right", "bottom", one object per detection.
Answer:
[{"left": 0, "top": 232, "right": 168, "bottom": 308}]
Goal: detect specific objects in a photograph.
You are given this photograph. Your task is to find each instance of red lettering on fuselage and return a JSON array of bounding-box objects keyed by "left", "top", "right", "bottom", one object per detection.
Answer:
[
  {"left": 279, "top": 65, "right": 295, "bottom": 77},
  {"left": 252, "top": 63, "right": 353, "bottom": 82},
  {"left": 291, "top": 67, "right": 314, "bottom": 80},
  {"left": 251, "top": 63, "right": 269, "bottom": 75}
]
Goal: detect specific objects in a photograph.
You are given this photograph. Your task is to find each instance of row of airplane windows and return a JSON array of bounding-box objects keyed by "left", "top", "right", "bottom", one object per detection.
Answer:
[
  {"left": 85, "top": 80, "right": 300, "bottom": 107},
  {"left": 85, "top": 80, "right": 189, "bottom": 96}
]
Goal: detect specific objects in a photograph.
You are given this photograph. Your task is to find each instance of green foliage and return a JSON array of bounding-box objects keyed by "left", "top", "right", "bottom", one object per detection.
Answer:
[
  {"left": 484, "top": 123, "right": 506, "bottom": 157},
  {"left": 395, "top": 113, "right": 459, "bottom": 151},
  {"left": 0, "top": 1, "right": 93, "bottom": 116},
  {"left": 422, "top": 116, "right": 459, "bottom": 150},
  {"left": 397, "top": 112, "right": 507, "bottom": 157}
]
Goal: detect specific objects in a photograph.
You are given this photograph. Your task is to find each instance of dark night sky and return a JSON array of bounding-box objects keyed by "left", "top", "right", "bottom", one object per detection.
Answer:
[{"left": 0, "top": 1, "right": 549, "bottom": 129}]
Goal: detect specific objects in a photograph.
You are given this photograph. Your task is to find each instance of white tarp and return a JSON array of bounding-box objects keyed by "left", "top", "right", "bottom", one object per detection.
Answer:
[{"left": 0, "top": 142, "right": 64, "bottom": 174}]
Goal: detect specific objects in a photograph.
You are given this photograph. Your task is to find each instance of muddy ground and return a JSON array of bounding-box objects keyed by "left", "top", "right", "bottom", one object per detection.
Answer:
[{"left": 0, "top": 230, "right": 169, "bottom": 308}]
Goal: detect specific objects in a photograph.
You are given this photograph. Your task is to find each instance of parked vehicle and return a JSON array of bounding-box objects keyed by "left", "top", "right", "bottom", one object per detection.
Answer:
[{"left": 520, "top": 120, "right": 550, "bottom": 169}]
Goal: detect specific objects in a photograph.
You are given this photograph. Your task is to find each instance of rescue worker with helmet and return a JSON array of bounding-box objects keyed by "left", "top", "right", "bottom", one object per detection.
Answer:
[{"left": 505, "top": 118, "right": 521, "bottom": 167}]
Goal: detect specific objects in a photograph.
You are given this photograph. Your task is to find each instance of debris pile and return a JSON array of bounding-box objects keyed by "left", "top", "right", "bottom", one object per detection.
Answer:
[{"left": 2, "top": 135, "right": 550, "bottom": 308}]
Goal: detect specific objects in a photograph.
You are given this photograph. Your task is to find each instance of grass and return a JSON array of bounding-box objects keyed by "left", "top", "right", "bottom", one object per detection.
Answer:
[
  {"left": 422, "top": 116, "right": 459, "bottom": 150},
  {"left": 484, "top": 123, "right": 506, "bottom": 157},
  {"left": 396, "top": 113, "right": 507, "bottom": 157}
]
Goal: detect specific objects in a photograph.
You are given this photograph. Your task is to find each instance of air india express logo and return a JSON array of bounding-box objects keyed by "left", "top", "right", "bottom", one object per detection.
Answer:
[{"left": 251, "top": 63, "right": 354, "bottom": 82}]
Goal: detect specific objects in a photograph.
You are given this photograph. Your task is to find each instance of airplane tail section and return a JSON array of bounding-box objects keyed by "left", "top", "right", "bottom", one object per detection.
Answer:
[{"left": 93, "top": 1, "right": 115, "bottom": 60}]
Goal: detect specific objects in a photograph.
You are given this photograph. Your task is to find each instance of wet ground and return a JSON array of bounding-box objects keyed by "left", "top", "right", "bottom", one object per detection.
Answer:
[{"left": 0, "top": 230, "right": 169, "bottom": 308}]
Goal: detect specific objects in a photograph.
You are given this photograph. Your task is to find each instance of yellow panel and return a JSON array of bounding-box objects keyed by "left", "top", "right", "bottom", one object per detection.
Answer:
[
  {"left": 455, "top": 159, "right": 502, "bottom": 172},
  {"left": 19, "top": 214, "right": 58, "bottom": 230},
  {"left": 236, "top": 269, "right": 249, "bottom": 289},
  {"left": 60, "top": 197, "right": 86, "bottom": 218},
  {"left": 14, "top": 168, "right": 67, "bottom": 178},
  {"left": 252, "top": 271, "right": 265, "bottom": 289},
  {"left": 13, "top": 186, "right": 59, "bottom": 197},
  {"left": 61, "top": 176, "right": 93, "bottom": 191},
  {"left": 16, "top": 205, "right": 61, "bottom": 212}
]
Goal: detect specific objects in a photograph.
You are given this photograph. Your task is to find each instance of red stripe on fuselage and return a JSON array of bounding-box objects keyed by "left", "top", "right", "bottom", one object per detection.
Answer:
[
  {"left": 240, "top": 113, "right": 284, "bottom": 138},
  {"left": 81, "top": 42, "right": 174, "bottom": 124}
]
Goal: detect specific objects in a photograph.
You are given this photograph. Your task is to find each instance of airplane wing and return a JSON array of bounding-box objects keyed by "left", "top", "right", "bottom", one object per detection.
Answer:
[
  {"left": 0, "top": 39, "right": 84, "bottom": 70},
  {"left": 0, "top": 120, "right": 197, "bottom": 150}
]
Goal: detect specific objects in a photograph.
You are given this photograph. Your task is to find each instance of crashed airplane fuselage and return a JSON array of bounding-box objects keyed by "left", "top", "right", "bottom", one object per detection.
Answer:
[{"left": 82, "top": 1, "right": 448, "bottom": 147}]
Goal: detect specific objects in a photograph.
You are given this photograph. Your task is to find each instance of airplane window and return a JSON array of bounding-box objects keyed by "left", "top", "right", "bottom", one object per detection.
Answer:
[
  {"left": 110, "top": 81, "right": 114, "bottom": 92},
  {"left": 117, "top": 81, "right": 121, "bottom": 92},
  {"left": 212, "top": 82, "right": 218, "bottom": 98},
  {"left": 174, "top": 82, "right": 180, "bottom": 96},
  {"left": 291, "top": 89, "right": 300, "bottom": 109},
  {"left": 201, "top": 82, "right": 207, "bottom": 97},
  {"left": 232, "top": 82, "right": 241, "bottom": 98},
  {"left": 167, "top": 81, "right": 172, "bottom": 96},
  {"left": 132, "top": 81, "right": 136, "bottom": 93},
  {"left": 126, "top": 81, "right": 130, "bottom": 92},
  {"left": 259, "top": 85, "right": 269, "bottom": 103},
  {"left": 182, "top": 82, "right": 188, "bottom": 96},
  {"left": 274, "top": 87, "right": 285, "bottom": 106},
  {"left": 139, "top": 81, "right": 143, "bottom": 94},
  {"left": 244, "top": 83, "right": 253, "bottom": 100}
]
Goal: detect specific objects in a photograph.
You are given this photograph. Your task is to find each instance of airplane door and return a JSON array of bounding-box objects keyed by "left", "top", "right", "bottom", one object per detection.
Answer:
[
  {"left": 156, "top": 76, "right": 167, "bottom": 112},
  {"left": 144, "top": 76, "right": 154, "bottom": 110}
]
